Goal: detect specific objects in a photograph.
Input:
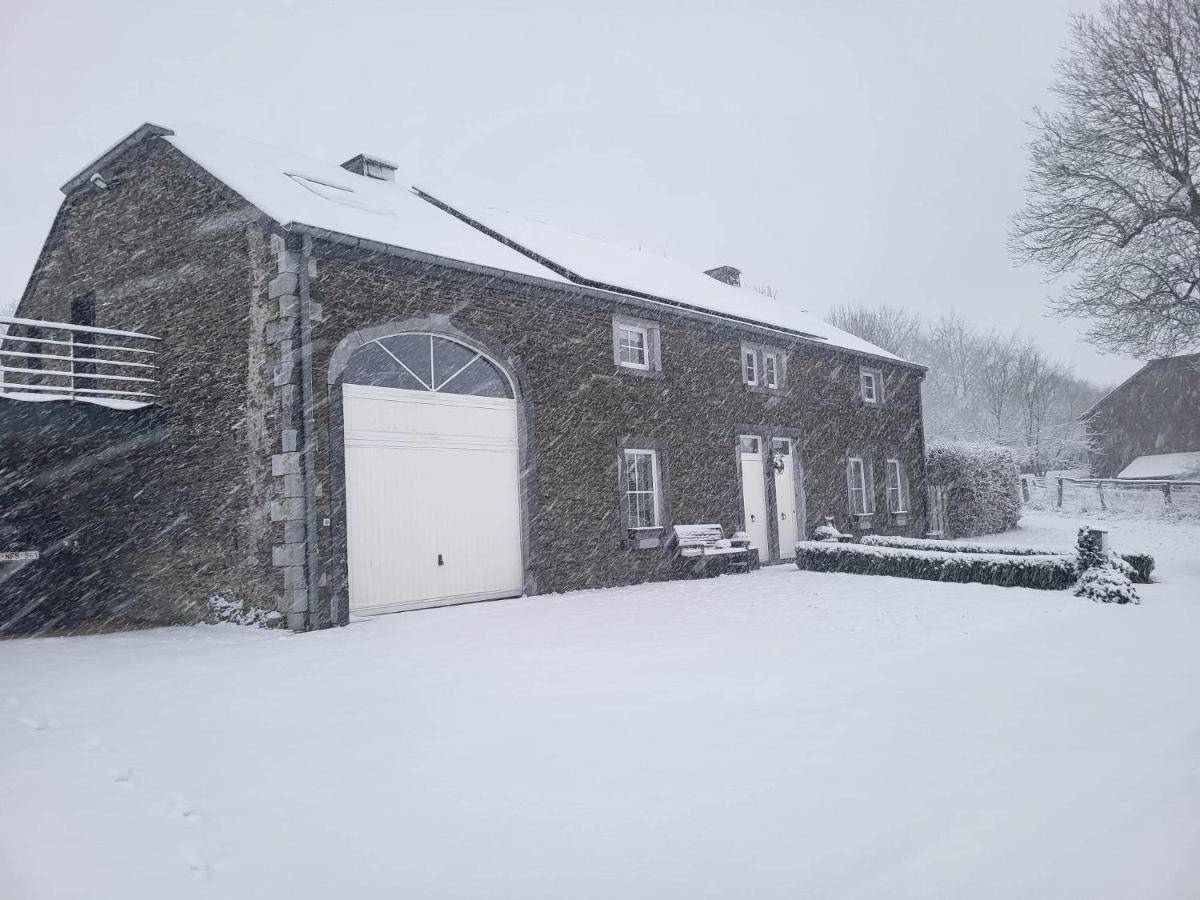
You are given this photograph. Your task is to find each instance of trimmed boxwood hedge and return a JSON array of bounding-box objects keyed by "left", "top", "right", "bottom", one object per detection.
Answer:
[
  {"left": 794, "top": 541, "right": 1078, "bottom": 590},
  {"left": 859, "top": 534, "right": 1155, "bottom": 583}
]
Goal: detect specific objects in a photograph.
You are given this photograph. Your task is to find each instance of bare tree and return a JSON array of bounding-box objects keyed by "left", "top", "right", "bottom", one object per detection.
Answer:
[
  {"left": 1012, "top": 0, "right": 1200, "bottom": 357},
  {"left": 1012, "top": 339, "right": 1070, "bottom": 474},
  {"left": 825, "top": 303, "right": 924, "bottom": 358},
  {"left": 973, "top": 332, "right": 1023, "bottom": 443}
]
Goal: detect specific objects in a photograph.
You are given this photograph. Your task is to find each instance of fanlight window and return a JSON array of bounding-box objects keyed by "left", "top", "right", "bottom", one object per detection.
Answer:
[{"left": 342, "top": 333, "right": 514, "bottom": 398}]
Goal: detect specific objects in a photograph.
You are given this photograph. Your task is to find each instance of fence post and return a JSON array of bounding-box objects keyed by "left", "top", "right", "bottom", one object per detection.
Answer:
[
  {"left": 1098, "top": 480, "right": 1106, "bottom": 510},
  {"left": 1056, "top": 477, "right": 1064, "bottom": 508},
  {"left": 1163, "top": 482, "right": 1172, "bottom": 506}
]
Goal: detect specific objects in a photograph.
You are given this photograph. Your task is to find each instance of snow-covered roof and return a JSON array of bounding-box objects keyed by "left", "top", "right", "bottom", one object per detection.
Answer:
[
  {"left": 1117, "top": 451, "right": 1200, "bottom": 481},
  {"left": 69, "top": 123, "right": 908, "bottom": 364},
  {"left": 163, "top": 125, "right": 568, "bottom": 283},
  {"left": 417, "top": 189, "right": 904, "bottom": 362}
]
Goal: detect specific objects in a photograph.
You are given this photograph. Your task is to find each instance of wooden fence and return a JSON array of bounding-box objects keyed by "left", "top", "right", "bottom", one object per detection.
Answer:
[{"left": 1056, "top": 477, "right": 1200, "bottom": 516}]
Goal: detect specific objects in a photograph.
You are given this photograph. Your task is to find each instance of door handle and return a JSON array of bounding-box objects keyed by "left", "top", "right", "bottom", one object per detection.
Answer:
[
  {"left": 438, "top": 554, "right": 444, "bottom": 566},
  {"left": 781, "top": 513, "right": 787, "bottom": 520}
]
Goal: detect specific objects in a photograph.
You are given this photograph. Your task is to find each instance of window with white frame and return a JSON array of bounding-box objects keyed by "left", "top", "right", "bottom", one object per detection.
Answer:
[
  {"left": 612, "top": 315, "right": 661, "bottom": 373},
  {"left": 847, "top": 456, "right": 874, "bottom": 516},
  {"left": 617, "top": 324, "right": 649, "bottom": 369},
  {"left": 860, "top": 368, "right": 883, "bottom": 405},
  {"left": 624, "top": 449, "right": 660, "bottom": 530},
  {"left": 743, "top": 348, "right": 758, "bottom": 385},
  {"left": 742, "top": 343, "right": 785, "bottom": 390},
  {"left": 886, "top": 458, "right": 907, "bottom": 513},
  {"left": 763, "top": 351, "right": 780, "bottom": 389}
]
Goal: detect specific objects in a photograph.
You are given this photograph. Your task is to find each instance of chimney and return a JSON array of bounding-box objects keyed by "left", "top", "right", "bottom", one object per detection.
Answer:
[
  {"left": 704, "top": 265, "right": 741, "bottom": 287},
  {"left": 340, "top": 154, "right": 398, "bottom": 182}
]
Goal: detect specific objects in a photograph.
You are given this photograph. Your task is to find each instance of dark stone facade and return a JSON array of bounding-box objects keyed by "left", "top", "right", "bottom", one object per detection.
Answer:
[
  {"left": 1084, "top": 354, "right": 1200, "bottom": 477},
  {"left": 8, "top": 134, "right": 929, "bottom": 629}
]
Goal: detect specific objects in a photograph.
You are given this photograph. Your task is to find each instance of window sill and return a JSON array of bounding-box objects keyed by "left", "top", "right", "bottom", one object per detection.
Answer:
[
  {"left": 616, "top": 365, "right": 665, "bottom": 380},
  {"left": 745, "top": 383, "right": 786, "bottom": 396},
  {"left": 625, "top": 527, "right": 665, "bottom": 549},
  {"left": 851, "top": 514, "right": 875, "bottom": 531}
]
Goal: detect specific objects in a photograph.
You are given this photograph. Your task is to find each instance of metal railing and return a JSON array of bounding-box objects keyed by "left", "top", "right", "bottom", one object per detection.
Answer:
[{"left": 0, "top": 315, "right": 160, "bottom": 404}]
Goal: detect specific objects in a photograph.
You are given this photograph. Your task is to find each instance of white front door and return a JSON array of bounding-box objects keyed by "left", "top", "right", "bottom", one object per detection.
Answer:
[
  {"left": 772, "top": 438, "right": 800, "bottom": 560},
  {"left": 739, "top": 436, "right": 770, "bottom": 556},
  {"left": 343, "top": 383, "right": 524, "bottom": 614}
]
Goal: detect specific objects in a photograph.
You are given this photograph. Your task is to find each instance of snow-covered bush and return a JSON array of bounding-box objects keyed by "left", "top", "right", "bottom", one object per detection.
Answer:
[
  {"left": 206, "top": 596, "right": 283, "bottom": 628},
  {"left": 860, "top": 533, "right": 1154, "bottom": 583},
  {"left": 794, "top": 541, "right": 1076, "bottom": 589},
  {"left": 1074, "top": 566, "right": 1139, "bottom": 604},
  {"left": 812, "top": 524, "right": 844, "bottom": 542},
  {"left": 1073, "top": 527, "right": 1139, "bottom": 604},
  {"left": 927, "top": 442, "right": 1021, "bottom": 537}
]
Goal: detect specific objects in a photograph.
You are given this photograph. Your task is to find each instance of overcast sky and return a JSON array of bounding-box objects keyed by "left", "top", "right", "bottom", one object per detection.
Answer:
[{"left": 0, "top": 0, "right": 1138, "bottom": 383}]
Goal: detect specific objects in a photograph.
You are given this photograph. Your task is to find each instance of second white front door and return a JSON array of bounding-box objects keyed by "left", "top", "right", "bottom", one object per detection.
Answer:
[{"left": 772, "top": 438, "right": 800, "bottom": 560}]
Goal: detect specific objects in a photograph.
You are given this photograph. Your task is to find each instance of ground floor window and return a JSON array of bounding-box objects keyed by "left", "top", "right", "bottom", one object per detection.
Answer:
[
  {"left": 886, "top": 458, "right": 908, "bottom": 513},
  {"left": 848, "top": 456, "right": 874, "bottom": 515},
  {"left": 624, "top": 449, "right": 661, "bottom": 530}
]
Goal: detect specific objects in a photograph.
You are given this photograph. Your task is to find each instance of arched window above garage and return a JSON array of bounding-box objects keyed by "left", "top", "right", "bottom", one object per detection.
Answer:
[{"left": 341, "top": 333, "right": 514, "bottom": 398}]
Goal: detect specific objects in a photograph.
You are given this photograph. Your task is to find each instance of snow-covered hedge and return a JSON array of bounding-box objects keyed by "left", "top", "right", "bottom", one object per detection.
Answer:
[
  {"left": 927, "top": 443, "right": 1021, "bottom": 537},
  {"left": 794, "top": 541, "right": 1076, "bottom": 590},
  {"left": 859, "top": 534, "right": 1154, "bottom": 583},
  {"left": 861, "top": 534, "right": 1049, "bottom": 556}
]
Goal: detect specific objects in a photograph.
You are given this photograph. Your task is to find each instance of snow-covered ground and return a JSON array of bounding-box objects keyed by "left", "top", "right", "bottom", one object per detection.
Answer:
[{"left": 2, "top": 511, "right": 1198, "bottom": 899}]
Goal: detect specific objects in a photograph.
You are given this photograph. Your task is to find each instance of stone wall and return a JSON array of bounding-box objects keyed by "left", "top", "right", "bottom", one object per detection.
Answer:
[
  {"left": 305, "top": 244, "right": 929, "bottom": 621},
  {"left": 11, "top": 140, "right": 281, "bottom": 624}
]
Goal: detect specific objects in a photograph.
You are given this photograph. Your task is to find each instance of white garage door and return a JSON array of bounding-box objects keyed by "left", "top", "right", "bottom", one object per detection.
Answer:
[{"left": 341, "top": 335, "right": 524, "bottom": 615}]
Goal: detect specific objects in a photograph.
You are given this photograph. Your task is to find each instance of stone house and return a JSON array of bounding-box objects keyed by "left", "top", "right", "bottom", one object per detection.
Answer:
[
  {"left": 2, "top": 123, "right": 928, "bottom": 631},
  {"left": 1082, "top": 353, "right": 1200, "bottom": 479}
]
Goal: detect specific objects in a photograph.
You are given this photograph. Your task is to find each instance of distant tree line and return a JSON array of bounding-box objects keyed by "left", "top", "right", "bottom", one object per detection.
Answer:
[{"left": 827, "top": 304, "right": 1106, "bottom": 475}]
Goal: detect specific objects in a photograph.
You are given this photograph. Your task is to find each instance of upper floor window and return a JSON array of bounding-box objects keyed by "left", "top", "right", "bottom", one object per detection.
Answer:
[
  {"left": 860, "top": 367, "right": 883, "bottom": 406},
  {"left": 743, "top": 348, "right": 758, "bottom": 385},
  {"left": 742, "top": 342, "right": 785, "bottom": 392},
  {"left": 612, "top": 315, "right": 661, "bottom": 375},
  {"left": 885, "top": 458, "right": 908, "bottom": 513},
  {"left": 763, "top": 351, "right": 780, "bottom": 389},
  {"left": 618, "top": 324, "right": 648, "bottom": 369}
]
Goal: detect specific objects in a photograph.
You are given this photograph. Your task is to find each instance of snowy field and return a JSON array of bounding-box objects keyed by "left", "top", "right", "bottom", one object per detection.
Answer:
[{"left": 2, "top": 511, "right": 1198, "bottom": 899}]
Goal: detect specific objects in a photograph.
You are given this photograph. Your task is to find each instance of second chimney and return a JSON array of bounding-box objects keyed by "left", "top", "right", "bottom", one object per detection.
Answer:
[
  {"left": 340, "top": 154, "right": 399, "bottom": 182},
  {"left": 704, "top": 265, "right": 741, "bottom": 287}
]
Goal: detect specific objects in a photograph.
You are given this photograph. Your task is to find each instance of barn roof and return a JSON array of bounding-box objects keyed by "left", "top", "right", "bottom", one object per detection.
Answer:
[{"left": 62, "top": 122, "right": 909, "bottom": 365}]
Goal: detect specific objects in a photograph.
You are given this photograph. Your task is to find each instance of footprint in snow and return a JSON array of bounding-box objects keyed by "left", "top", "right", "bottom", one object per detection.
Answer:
[
  {"left": 113, "top": 768, "right": 135, "bottom": 788},
  {"left": 18, "top": 717, "right": 47, "bottom": 732},
  {"left": 181, "top": 845, "right": 217, "bottom": 881},
  {"left": 169, "top": 796, "right": 205, "bottom": 825},
  {"left": 81, "top": 735, "right": 104, "bottom": 751}
]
